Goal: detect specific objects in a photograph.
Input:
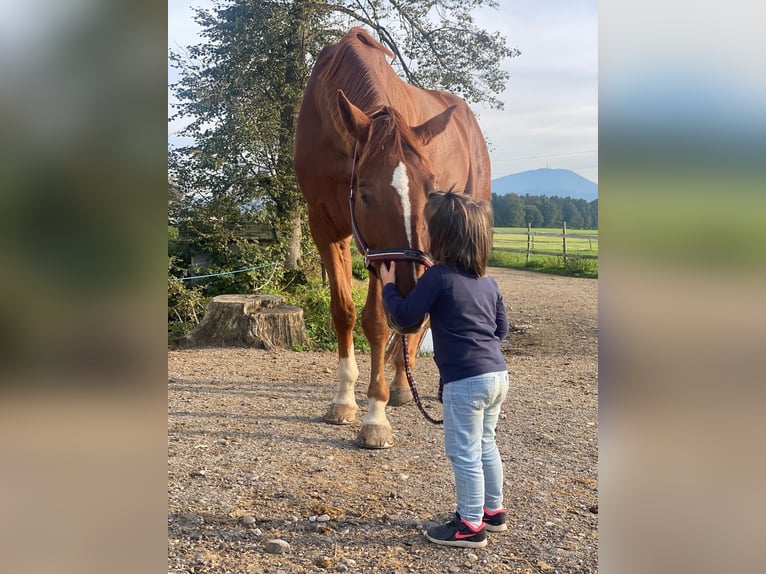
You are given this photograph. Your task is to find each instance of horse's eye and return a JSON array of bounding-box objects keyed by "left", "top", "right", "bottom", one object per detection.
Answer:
[{"left": 360, "top": 192, "right": 369, "bottom": 206}]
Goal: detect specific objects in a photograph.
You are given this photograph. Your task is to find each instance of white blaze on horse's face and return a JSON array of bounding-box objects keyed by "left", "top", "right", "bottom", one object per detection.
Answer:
[
  {"left": 391, "top": 161, "right": 418, "bottom": 283},
  {"left": 391, "top": 162, "right": 412, "bottom": 247}
]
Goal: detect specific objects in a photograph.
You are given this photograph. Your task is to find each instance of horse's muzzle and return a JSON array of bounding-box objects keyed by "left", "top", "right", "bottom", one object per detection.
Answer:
[
  {"left": 385, "top": 313, "right": 426, "bottom": 335},
  {"left": 364, "top": 248, "right": 433, "bottom": 271}
]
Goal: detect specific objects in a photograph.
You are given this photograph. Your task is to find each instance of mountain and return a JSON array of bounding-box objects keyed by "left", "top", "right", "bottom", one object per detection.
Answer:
[{"left": 491, "top": 168, "right": 598, "bottom": 202}]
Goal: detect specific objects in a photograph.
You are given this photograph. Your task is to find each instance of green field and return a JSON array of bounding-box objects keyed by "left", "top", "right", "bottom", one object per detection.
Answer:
[
  {"left": 494, "top": 227, "right": 598, "bottom": 256},
  {"left": 491, "top": 227, "right": 598, "bottom": 278}
]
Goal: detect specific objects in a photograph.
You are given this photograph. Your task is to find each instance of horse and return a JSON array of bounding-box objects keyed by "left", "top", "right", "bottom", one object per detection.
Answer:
[{"left": 293, "top": 27, "right": 491, "bottom": 449}]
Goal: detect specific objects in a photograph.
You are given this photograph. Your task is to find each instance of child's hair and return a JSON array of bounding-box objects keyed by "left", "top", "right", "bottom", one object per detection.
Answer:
[{"left": 423, "top": 190, "right": 494, "bottom": 276}]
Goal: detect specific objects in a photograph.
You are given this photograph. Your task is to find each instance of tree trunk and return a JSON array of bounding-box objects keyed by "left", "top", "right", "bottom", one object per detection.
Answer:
[
  {"left": 183, "top": 294, "right": 309, "bottom": 350},
  {"left": 285, "top": 208, "right": 302, "bottom": 270}
]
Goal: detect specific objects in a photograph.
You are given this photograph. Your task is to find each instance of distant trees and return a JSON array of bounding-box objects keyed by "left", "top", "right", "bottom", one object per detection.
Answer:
[
  {"left": 524, "top": 204, "right": 544, "bottom": 227},
  {"left": 491, "top": 193, "right": 598, "bottom": 229}
]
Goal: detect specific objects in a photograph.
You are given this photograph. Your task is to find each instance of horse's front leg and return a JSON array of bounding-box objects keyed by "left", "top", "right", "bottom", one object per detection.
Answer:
[
  {"left": 388, "top": 330, "right": 424, "bottom": 406},
  {"left": 356, "top": 277, "right": 394, "bottom": 449},
  {"left": 316, "top": 237, "right": 359, "bottom": 425}
]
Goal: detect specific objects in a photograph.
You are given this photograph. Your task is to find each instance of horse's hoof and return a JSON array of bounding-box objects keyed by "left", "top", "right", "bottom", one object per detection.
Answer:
[
  {"left": 323, "top": 403, "right": 358, "bottom": 425},
  {"left": 355, "top": 424, "right": 394, "bottom": 449},
  {"left": 387, "top": 386, "right": 413, "bottom": 407}
]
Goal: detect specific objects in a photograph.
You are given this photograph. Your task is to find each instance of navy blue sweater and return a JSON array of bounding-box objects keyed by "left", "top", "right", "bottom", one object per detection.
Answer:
[{"left": 382, "top": 265, "right": 509, "bottom": 384}]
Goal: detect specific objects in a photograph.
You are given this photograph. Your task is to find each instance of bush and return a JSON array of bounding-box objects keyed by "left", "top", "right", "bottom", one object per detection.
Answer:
[
  {"left": 538, "top": 255, "right": 597, "bottom": 278},
  {"left": 168, "top": 257, "right": 208, "bottom": 346},
  {"left": 351, "top": 250, "right": 368, "bottom": 280},
  {"left": 285, "top": 279, "right": 370, "bottom": 352},
  {"left": 562, "top": 255, "right": 598, "bottom": 277}
]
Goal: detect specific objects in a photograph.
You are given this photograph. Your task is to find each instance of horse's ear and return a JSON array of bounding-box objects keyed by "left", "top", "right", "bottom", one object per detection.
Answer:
[
  {"left": 413, "top": 105, "right": 457, "bottom": 146},
  {"left": 337, "top": 90, "right": 371, "bottom": 143}
]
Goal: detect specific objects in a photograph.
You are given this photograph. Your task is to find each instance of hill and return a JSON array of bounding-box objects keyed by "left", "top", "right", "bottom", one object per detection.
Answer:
[{"left": 491, "top": 168, "right": 598, "bottom": 202}]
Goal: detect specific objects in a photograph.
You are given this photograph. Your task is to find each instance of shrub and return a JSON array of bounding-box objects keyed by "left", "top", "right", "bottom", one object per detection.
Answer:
[
  {"left": 168, "top": 257, "right": 208, "bottom": 345},
  {"left": 285, "top": 279, "right": 370, "bottom": 352},
  {"left": 562, "top": 255, "right": 598, "bottom": 277},
  {"left": 351, "top": 251, "right": 368, "bottom": 280}
]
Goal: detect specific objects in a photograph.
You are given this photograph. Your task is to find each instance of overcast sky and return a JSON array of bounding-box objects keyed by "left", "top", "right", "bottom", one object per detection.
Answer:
[{"left": 168, "top": 0, "right": 598, "bottom": 183}]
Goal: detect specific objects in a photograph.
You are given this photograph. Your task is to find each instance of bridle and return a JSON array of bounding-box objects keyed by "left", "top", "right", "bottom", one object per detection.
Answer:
[{"left": 348, "top": 143, "right": 434, "bottom": 272}]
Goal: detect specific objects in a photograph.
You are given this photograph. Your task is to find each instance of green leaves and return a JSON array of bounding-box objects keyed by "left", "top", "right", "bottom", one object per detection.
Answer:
[{"left": 285, "top": 279, "right": 371, "bottom": 352}]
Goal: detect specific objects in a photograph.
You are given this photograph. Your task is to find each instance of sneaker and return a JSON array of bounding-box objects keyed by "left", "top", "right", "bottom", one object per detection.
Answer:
[
  {"left": 482, "top": 508, "right": 508, "bottom": 532},
  {"left": 425, "top": 513, "right": 487, "bottom": 548}
]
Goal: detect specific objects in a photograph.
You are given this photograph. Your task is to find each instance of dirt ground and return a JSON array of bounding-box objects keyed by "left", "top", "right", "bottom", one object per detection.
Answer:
[{"left": 168, "top": 267, "right": 598, "bottom": 573}]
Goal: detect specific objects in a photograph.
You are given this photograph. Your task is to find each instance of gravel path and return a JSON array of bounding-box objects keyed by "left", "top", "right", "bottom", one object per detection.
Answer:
[{"left": 168, "top": 267, "right": 598, "bottom": 573}]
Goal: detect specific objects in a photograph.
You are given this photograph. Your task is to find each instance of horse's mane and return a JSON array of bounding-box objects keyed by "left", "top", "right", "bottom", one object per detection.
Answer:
[
  {"left": 319, "top": 28, "right": 394, "bottom": 113},
  {"left": 319, "top": 28, "right": 426, "bottom": 159},
  {"left": 360, "top": 107, "right": 430, "bottom": 172}
]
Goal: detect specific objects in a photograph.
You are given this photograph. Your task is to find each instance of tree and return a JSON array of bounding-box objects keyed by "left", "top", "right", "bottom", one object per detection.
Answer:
[
  {"left": 168, "top": 146, "right": 287, "bottom": 298},
  {"left": 524, "top": 204, "right": 544, "bottom": 227},
  {"left": 169, "top": 0, "right": 517, "bottom": 275},
  {"left": 170, "top": 1, "right": 316, "bottom": 273},
  {"left": 589, "top": 198, "right": 598, "bottom": 229},
  {"left": 533, "top": 196, "right": 563, "bottom": 227},
  {"left": 505, "top": 193, "right": 526, "bottom": 227},
  {"left": 562, "top": 198, "right": 584, "bottom": 229},
  {"left": 571, "top": 198, "right": 592, "bottom": 228},
  {"left": 491, "top": 193, "right": 511, "bottom": 227}
]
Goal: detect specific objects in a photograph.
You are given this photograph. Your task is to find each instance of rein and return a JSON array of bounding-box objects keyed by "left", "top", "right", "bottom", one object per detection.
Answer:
[
  {"left": 402, "top": 336, "right": 444, "bottom": 425},
  {"left": 347, "top": 143, "right": 442, "bottom": 425}
]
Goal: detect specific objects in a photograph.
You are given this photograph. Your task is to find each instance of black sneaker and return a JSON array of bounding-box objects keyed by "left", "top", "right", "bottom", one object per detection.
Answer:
[
  {"left": 425, "top": 513, "right": 487, "bottom": 548},
  {"left": 482, "top": 508, "right": 508, "bottom": 532}
]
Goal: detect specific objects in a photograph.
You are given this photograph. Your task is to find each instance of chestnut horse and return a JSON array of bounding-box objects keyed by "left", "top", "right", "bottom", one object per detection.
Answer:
[{"left": 293, "top": 27, "right": 490, "bottom": 448}]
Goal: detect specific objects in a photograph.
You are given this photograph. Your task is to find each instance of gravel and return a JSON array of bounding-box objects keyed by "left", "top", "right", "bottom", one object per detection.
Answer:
[{"left": 168, "top": 267, "right": 598, "bottom": 573}]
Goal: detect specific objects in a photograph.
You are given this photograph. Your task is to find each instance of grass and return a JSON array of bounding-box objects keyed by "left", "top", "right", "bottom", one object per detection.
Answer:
[
  {"left": 491, "top": 227, "right": 598, "bottom": 278},
  {"left": 489, "top": 250, "right": 598, "bottom": 278},
  {"left": 493, "top": 227, "right": 598, "bottom": 256}
]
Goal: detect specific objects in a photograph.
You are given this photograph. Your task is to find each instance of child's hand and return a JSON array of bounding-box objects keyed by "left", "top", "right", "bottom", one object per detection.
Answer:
[{"left": 379, "top": 261, "right": 396, "bottom": 285}]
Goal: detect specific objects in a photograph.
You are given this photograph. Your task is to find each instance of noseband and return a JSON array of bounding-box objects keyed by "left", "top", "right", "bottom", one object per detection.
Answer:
[{"left": 348, "top": 144, "right": 434, "bottom": 271}]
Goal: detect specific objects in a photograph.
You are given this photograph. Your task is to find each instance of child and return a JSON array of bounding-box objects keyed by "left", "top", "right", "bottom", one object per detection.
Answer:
[{"left": 379, "top": 190, "right": 510, "bottom": 549}]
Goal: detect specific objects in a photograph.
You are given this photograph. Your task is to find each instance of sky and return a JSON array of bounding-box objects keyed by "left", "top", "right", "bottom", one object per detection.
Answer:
[{"left": 168, "top": 0, "right": 598, "bottom": 183}]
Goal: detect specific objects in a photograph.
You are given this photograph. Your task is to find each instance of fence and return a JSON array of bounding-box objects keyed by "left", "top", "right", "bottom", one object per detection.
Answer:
[{"left": 493, "top": 222, "right": 598, "bottom": 262}]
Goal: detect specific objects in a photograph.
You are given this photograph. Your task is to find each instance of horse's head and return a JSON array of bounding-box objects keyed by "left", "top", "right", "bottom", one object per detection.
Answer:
[{"left": 337, "top": 90, "right": 455, "bottom": 332}]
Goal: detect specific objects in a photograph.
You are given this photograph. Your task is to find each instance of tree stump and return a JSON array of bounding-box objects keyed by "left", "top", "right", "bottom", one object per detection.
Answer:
[{"left": 183, "top": 294, "right": 309, "bottom": 350}]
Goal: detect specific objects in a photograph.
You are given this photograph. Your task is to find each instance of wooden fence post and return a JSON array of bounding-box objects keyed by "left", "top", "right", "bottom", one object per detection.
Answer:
[
  {"left": 562, "top": 221, "right": 567, "bottom": 263},
  {"left": 526, "top": 223, "right": 532, "bottom": 263}
]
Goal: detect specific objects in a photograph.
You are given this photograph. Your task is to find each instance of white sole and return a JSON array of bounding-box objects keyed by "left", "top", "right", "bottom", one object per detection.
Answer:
[{"left": 424, "top": 532, "right": 488, "bottom": 548}]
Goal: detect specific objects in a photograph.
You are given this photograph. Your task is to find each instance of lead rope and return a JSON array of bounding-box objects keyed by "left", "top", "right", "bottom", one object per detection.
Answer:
[{"left": 401, "top": 335, "right": 443, "bottom": 425}]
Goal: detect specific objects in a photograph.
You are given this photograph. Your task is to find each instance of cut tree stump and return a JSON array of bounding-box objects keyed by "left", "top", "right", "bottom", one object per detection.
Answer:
[{"left": 183, "top": 294, "right": 309, "bottom": 350}]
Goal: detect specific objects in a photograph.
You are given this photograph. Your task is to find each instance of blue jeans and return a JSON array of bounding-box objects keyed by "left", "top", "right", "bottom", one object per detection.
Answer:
[{"left": 442, "top": 370, "right": 509, "bottom": 525}]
